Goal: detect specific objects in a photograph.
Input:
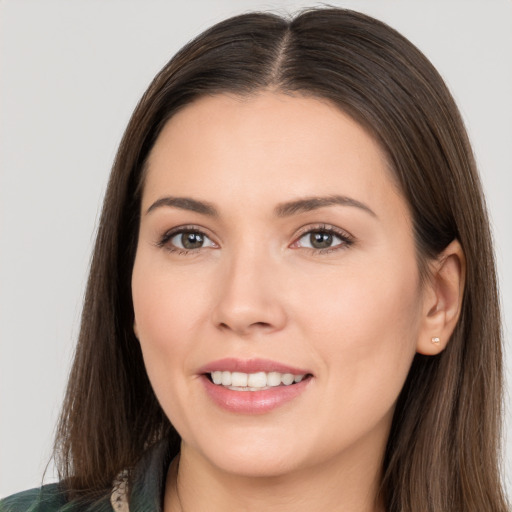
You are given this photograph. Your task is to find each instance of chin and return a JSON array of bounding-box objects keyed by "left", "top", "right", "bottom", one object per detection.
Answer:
[
  {"left": 206, "top": 447, "right": 303, "bottom": 478},
  {"left": 185, "top": 429, "right": 312, "bottom": 478}
]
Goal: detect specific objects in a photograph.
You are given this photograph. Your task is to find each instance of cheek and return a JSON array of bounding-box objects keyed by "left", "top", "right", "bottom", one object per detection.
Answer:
[
  {"left": 133, "top": 256, "right": 205, "bottom": 346},
  {"left": 294, "top": 256, "right": 421, "bottom": 400},
  {"left": 131, "top": 256, "right": 210, "bottom": 432},
  {"left": 131, "top": 256, "right": 210, "bottom": 396}
]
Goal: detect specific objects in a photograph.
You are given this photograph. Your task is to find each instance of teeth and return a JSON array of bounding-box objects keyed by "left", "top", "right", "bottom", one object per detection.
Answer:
[
  {"left": 221, "top": 371, "right": 231, "bottom": 386},
  {"left": 247, "top": 372, "right": 267, "bottom": 387},
  {"left": 267, "top": 372, "right": 281, "bottom": 386},
  {"left": 281, "top": 373, "right": 294, "bottom": 385},
  {"left": 210, "top": 370, "right": 307, "bottom": 390},
  {"left": 231, "top": 372, "right": 248, "bottom": 387}
]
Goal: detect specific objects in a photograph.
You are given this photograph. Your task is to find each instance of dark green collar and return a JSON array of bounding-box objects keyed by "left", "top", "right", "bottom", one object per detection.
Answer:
[
  {"left": 0, "top": 437, "right": 175, "bottom": 512},
  {"left": 128, "top": 437, "right": 174, "bottom": 512}
]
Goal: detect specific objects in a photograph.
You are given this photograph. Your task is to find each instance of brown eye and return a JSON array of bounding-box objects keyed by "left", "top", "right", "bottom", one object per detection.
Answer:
[
  {"left": 168, "top": 230, "right": 215, "bottom": 251},
  {"left": 294, "top": 228, "right": 352, "bottom": 252},
  {"left": 181, "top": 232, "right": 204, "bottom": 249},
  {"left": 309, "top": 232, "right": 333, "bottom": 249}
]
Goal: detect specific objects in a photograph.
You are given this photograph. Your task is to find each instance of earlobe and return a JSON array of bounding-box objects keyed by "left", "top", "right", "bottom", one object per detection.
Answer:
[
  {"left": 133, "top": 321, "right": 139, "bottom": 340},
  {"left": 416, "top": 240, "right": 466, "bottom": 355}
]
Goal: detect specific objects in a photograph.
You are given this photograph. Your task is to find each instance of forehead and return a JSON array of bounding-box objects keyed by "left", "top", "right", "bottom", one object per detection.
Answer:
[{"left": 143, "top": 91, "right": 403, "bottom": 217}]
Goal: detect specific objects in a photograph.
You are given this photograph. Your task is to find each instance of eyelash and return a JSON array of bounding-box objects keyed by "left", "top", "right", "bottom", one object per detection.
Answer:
[
  {"left": 156, "top": 224, "right": 354, "bottom": 256},
  {"left": 156, "top": 225, "right": 215, "bottom": 256},
  {"left": 293, "top": 224, "right": 354, "bottom": 254}
]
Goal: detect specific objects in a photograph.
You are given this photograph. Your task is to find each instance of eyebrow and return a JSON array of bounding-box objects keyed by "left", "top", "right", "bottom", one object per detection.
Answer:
[
  {"left": 146, "top": 196, "right": 218, "bottom": 216},
  {"left": 145, "top": 194, "right": 376, "bottom": 218},
  {"left": 274, "top": 195, "right": 377, "bottom": 218}
]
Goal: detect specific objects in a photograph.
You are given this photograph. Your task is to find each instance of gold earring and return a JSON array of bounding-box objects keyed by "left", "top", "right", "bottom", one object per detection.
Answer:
[{"left": 431, "top": 336, "right": 440, "bottom": 344}]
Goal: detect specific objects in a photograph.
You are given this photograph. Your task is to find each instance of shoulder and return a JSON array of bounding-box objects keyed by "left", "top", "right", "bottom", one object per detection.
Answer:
[
  {"left": 0, "top": 485, "right": 111, "bottom": 512},
  {"left": 0, "top": 484, "right": 68, "bottom": 512}
]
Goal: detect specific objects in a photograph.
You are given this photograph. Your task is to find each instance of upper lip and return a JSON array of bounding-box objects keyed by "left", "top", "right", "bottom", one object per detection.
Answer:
[{"left": 198, "top": 358, "right": 311, "bottom": 375}]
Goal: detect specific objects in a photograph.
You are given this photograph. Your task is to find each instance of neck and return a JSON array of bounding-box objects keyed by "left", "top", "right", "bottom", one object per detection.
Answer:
[{"left": 164, "top": 441, "right": 386, "bottom": 512}]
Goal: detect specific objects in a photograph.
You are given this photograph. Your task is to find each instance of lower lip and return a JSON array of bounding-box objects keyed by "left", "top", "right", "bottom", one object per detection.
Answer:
[{"left": 201, "top": 375, "right": 312, "bottom": 414}]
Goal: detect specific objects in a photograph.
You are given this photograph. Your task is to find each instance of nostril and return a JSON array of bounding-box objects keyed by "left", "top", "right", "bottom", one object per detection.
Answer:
[{"left": 217, "top": 321, "right": 273, "bottom": 333}]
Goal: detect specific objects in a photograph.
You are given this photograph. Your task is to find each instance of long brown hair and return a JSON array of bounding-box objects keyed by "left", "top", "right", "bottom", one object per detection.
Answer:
[{"left": 53, "top": 7, "right": 507, "bottom": 511}]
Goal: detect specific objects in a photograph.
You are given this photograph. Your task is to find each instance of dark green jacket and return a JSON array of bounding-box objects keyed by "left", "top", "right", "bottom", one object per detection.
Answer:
[{"left": 0, "top": 438, "right": 173, "bottom": 512}]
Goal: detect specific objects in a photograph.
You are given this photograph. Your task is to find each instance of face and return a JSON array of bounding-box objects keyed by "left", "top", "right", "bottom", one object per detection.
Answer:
[{"left": 132, "top": 92, "right": 426, "bottom": 478}]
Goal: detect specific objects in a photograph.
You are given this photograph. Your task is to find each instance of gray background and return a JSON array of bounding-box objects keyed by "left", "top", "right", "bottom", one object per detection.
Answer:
[{"left": 1, "top": 0, "right": 511, "bottom": 498}]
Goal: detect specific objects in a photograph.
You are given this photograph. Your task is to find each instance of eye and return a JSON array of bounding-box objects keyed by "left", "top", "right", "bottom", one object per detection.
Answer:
[
  {"left": 158, "top": 228, "right": 217, "bottom": 253},
  {"left": 292, "top": 226, "right": 353, "bottom": 252},
  {"left": 300, "top": 231, "right": 339, "bottom": 249},
  {"left": 171, "top": 231, "right": 214, "bottom": 250}
]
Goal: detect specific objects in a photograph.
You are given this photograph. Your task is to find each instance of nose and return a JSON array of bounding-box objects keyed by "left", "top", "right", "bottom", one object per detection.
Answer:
[{"left": 211, "top": 250, "right": 287, "bottom": 337}]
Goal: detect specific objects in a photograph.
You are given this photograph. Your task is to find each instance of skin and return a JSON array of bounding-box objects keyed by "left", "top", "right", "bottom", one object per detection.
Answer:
[{"left": 131, "top": 91, "right": 464, "bottom": 512}]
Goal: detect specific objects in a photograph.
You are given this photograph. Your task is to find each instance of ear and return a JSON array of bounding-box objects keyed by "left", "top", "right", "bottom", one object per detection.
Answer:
[
  {"left": 416, "top": 240, "right": 466, "bottom": 355},
  {"left": 133, "top": 320, "right": 139, "bottom": 340}
]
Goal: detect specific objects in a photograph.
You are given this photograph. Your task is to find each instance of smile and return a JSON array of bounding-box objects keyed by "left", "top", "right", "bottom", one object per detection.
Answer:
[
  {"left": 209, "top": 371, "right": 306, "bottom": 390},
  {"left": 199, "top": 359, "right": 313, "bottom": 413}
]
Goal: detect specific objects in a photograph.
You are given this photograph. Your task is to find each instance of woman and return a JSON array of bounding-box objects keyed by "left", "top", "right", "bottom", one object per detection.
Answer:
[{"left": 1, "top": 6, "right": 507, "bottom": 512}]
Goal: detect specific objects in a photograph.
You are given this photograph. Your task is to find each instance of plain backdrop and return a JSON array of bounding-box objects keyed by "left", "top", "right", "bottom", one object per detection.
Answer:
[{"left": 1, "top": 0, "right": 511, "bottom": 499}]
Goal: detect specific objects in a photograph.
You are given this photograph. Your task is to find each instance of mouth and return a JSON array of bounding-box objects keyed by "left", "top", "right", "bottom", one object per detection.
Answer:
[
  {"left": 205, "top": 370, "right": 312, "bottom": 391},
  {"left": 199, "top": 358, "right": 313, "bottom": 413}
]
